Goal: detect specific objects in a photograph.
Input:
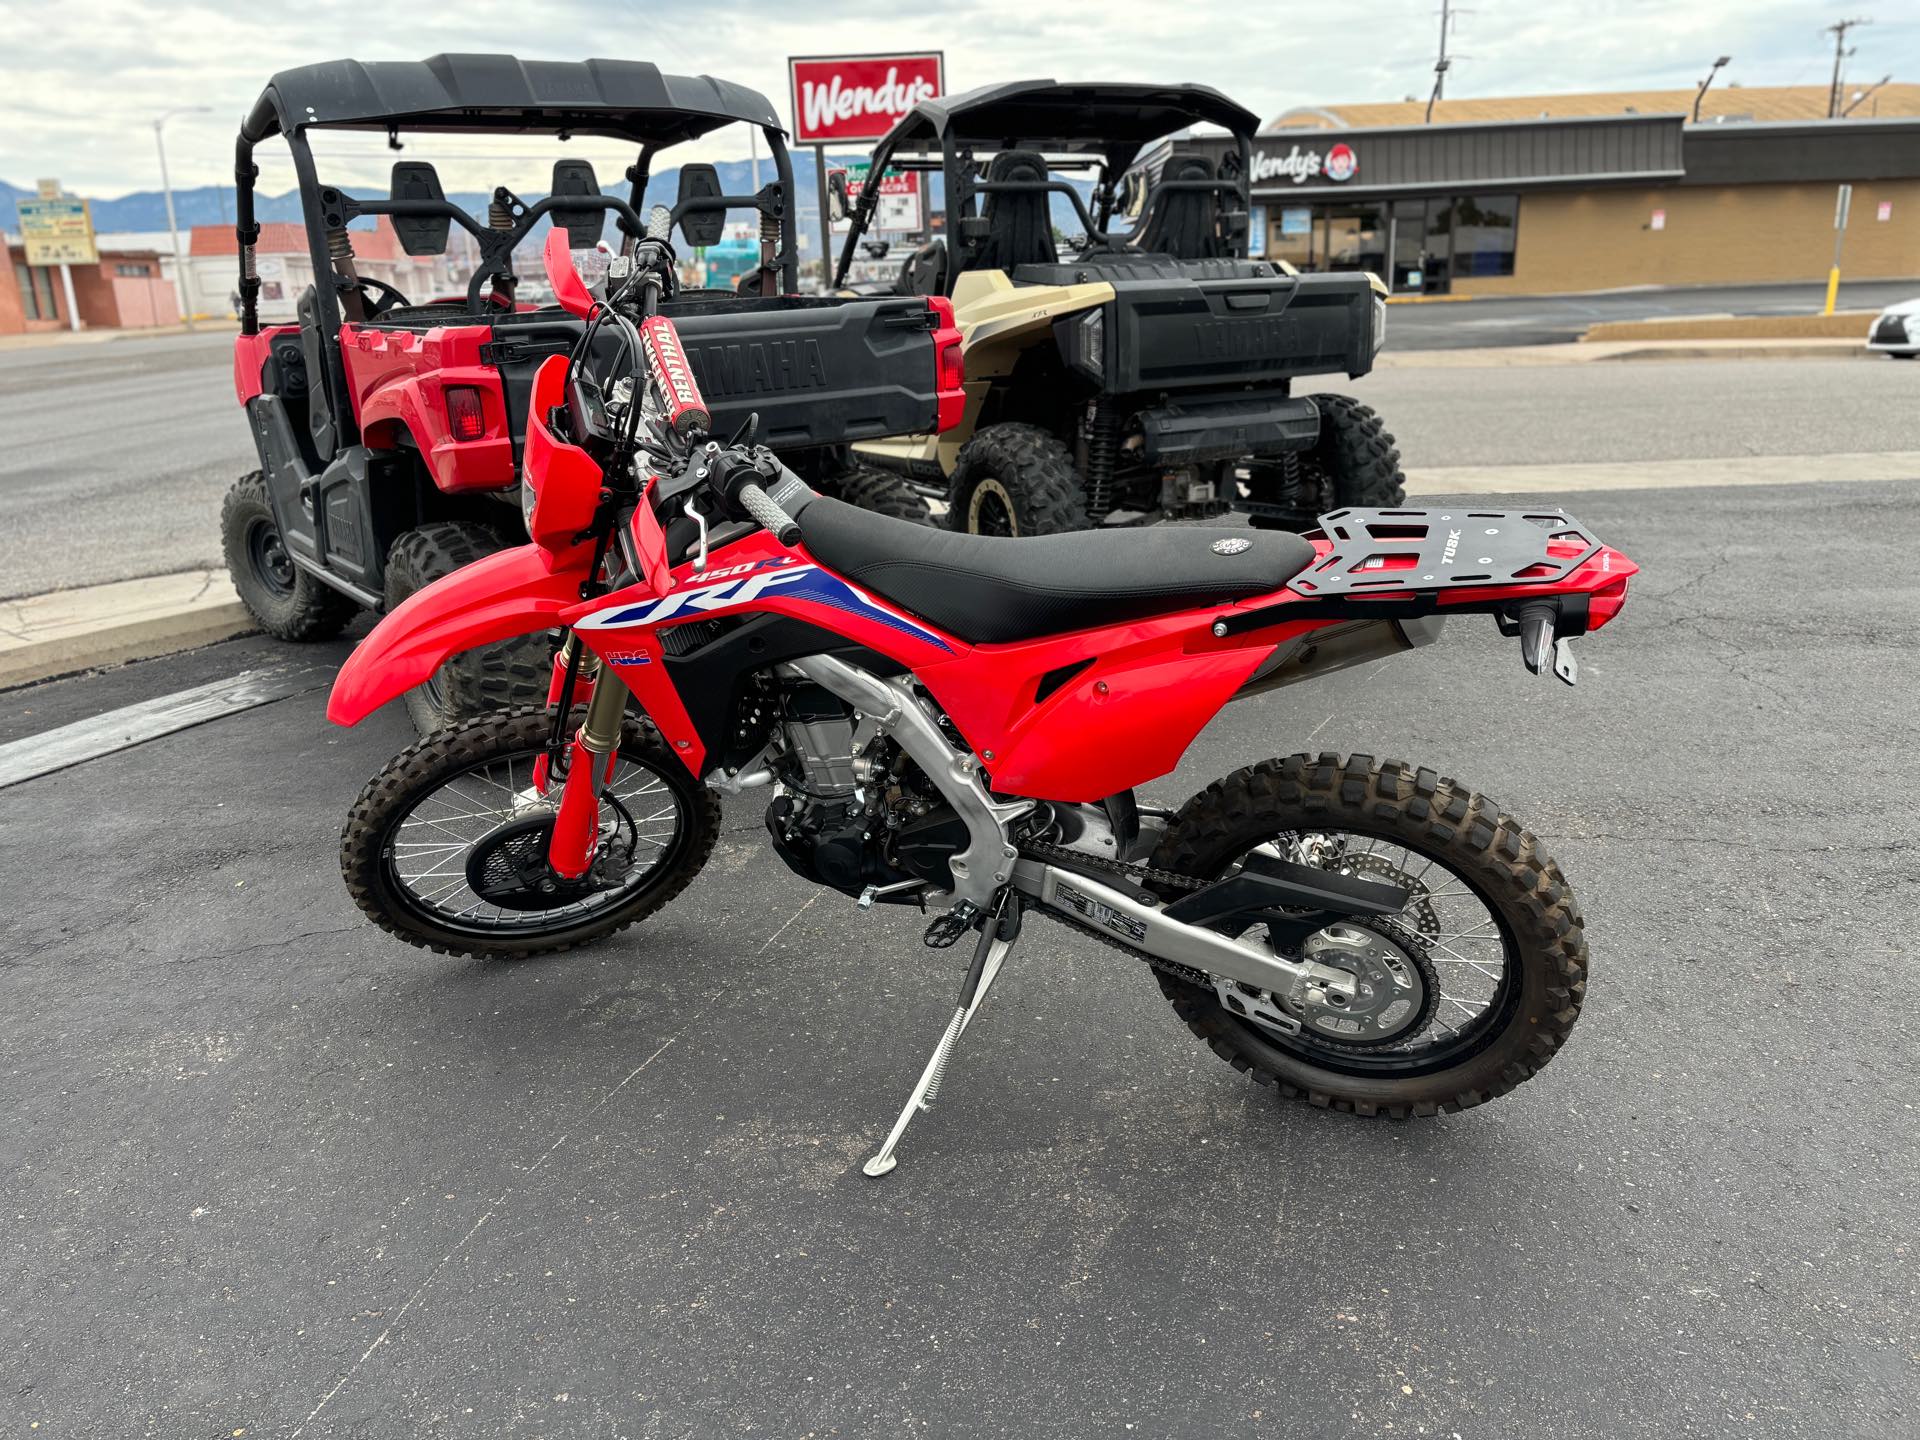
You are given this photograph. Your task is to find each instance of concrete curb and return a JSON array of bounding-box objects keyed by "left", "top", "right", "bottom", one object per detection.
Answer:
[
  {"left": 1378, "top": 337, "right": 1874, "bottom": 367},
  {"left": 0, "top": 570, "right": 256, "bottom": 690}
]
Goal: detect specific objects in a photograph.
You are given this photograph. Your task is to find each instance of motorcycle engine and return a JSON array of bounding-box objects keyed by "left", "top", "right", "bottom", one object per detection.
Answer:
[{"left": 762, "top": 683, "right": 964, "bottom": 900}]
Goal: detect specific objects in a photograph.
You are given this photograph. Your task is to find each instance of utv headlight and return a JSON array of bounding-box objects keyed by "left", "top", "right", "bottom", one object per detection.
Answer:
[
  {"left": 519, "top": 478, "right": 537, "bottom": 536},
  {"left": 1372, "top": 295, "right": 1388, "bottom": 355}
]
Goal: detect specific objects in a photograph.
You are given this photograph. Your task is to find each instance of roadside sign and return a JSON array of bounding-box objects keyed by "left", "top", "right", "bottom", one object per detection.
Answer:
[
  {"left": 1834, "top": 183, "right": 1853, "bottom": 231},
  {"left": 35, "top": 178, "right": 61, "bottom": 199},
  {"left": 788, "top": 52, "right": 944, "bottom": 145},
  {"left": 17, "top": 196, "right": 98, "bottom": 266},
  {"left": 832, "top": 160, "right": 921, "bottom": 233}
]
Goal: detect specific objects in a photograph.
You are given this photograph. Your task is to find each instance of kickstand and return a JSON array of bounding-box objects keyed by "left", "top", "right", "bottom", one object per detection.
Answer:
[{"left": 862, "top": 892, "right": 1022, "bottom": 1178}]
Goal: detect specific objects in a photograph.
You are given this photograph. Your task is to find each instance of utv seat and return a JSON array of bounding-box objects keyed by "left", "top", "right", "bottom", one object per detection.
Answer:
[
  {"left": 894, "top": 239, "right": 950, "bottom": 296},
  {"left": 1132, "top": 153, "right": 1224, "bottom": 260},
  {"left": 963, "top": 151, "right": 1058, "bottom": 274},
  {"left": 796, "top": 495, "right": 1314, "bottom": 645}
]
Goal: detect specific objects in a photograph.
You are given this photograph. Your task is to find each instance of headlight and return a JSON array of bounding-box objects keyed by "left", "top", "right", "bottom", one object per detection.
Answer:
[
  {"left": 1372, "top": 295, "right": 1388, "bottom": 355},
  {"left": 519, "top": 479, "right": 537, "bottom": 536}
]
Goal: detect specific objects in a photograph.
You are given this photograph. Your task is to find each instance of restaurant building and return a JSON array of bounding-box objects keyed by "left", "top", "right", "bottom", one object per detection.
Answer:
[{"left": 1160, "top": 85, "right": 1920, "bottom": 296}]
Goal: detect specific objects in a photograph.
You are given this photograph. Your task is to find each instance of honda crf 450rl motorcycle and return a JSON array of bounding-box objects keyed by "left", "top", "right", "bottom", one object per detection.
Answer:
[{"left": 330, "top": 219, "right": 1637, "bottom": 1174}]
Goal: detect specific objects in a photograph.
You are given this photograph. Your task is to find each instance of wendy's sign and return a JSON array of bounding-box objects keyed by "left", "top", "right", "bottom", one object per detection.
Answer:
[{"left": 788, "top": 53, "right": 945, "bottom": 146}]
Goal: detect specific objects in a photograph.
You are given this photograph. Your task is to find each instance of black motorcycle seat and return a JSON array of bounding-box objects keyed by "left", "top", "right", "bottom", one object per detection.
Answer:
[{"left": 796, "top": 495, "right": 1316, "bottom": 645}]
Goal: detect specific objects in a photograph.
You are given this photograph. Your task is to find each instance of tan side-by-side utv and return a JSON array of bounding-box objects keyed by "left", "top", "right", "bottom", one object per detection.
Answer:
[{"left": 830, "top": 80, "right": 1404, "bottom": 536}]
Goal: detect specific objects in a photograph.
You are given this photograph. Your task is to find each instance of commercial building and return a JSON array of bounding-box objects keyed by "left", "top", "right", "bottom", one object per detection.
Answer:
[
  {"left": 1, "top": 236, "right": 179, "bottom": 334},
  {"left": 1164, "top": 85, "right": 1920, "bottom": 296}
]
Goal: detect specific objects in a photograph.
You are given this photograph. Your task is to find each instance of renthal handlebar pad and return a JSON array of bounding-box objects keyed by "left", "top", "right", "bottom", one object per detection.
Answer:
[{"left": 638, "top": 315, "right": 710, "bottom": 439}]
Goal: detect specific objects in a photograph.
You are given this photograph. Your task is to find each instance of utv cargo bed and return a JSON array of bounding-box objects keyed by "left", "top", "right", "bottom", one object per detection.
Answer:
[{"left": 487, "top": 293, "right": 952, "bottom": 455}]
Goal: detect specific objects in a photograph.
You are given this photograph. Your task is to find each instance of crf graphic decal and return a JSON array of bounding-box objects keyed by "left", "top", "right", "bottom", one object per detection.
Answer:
[{"left": 576, "top": 564, "right": 954, "bottom": 652}]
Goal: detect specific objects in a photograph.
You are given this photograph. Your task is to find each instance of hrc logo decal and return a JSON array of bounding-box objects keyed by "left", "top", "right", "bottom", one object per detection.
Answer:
[{"left": 576, "top": 564, "right": 952, "bottom": 652}]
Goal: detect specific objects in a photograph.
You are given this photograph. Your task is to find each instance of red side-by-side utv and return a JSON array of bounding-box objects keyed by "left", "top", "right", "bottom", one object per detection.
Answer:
[{"left": 223, "top": 54, "right": 962, "bottom": 730}]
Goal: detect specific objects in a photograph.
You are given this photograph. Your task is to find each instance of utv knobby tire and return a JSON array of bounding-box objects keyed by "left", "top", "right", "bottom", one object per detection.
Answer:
[
  {"left": 341, "top": 709, "right": 719, "bottom": 959},
  {"left": 817, "top": 462, "right": 933, "bottom": 524},
  {"left": 220, "top": 470, "right": 357, "bottom": 642},
  {"left": 1148, "top": 752, "right": 1587, "bottom": 1118},
  {"left": 1251, "top": 395, "right": 1406, "bottom": 532},
  {"left": 384, "top": 522, "right": 552, "bottom": 735},
  {"left": 947, "top": 423, "right": 1088, "bottom": 537}
]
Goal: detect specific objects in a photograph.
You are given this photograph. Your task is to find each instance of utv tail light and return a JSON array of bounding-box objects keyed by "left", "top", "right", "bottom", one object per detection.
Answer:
[
  {"left": 445, "top": 385, "right": 486, "bottom": 442},
  {"left": 927, "top": 296, "right": 966, "bottom": 432}
]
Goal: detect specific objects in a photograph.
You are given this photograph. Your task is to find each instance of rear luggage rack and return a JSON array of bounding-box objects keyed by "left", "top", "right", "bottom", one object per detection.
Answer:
[{"left": 1290, "top": 508, "right": 1602, "bottom": 597}]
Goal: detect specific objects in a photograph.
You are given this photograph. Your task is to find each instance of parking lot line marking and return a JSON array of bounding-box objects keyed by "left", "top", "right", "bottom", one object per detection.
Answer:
[
  {"left": 0, "top": 665, "right": 329, "bottom": 789},
  {"left": 1406, "top": 449, "right": 1920, "bottom": 496}
]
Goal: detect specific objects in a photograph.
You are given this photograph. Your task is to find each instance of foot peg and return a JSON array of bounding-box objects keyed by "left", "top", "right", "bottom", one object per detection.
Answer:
[{"left": 865, "top": 895, "right": 1020, "bottom": 1177}]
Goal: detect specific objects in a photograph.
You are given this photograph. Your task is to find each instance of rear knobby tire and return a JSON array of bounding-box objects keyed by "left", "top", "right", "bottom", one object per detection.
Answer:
[
  {"left": 1149, "top": 752, "right": 1587, "bottom": 1118},
  {"left": 385, "top": 522, "right": 552, "bottom": 735},
  {"left": 1250, "top": 395, "right": 1406, "bottom": 532},
  {"left": 817, "top": 462, "right": 933, "bottom": 524},
  {"left": 341, "top": 709, "right": 719, "bottom": 959},
  {"left": 220, "top": 470, "right": 358, "bottom": 641},
  {"left": 947, "top": 423, "right": 1088, "bottom": 536}
]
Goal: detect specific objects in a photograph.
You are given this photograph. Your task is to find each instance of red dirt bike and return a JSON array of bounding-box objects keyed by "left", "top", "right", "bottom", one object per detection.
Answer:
[{"left": 331, "top": 219, "right": 1637, "bottom": 1174}]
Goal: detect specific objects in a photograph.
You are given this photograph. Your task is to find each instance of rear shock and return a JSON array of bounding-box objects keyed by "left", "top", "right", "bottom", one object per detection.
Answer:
[{"left": 1082, "top": 399, "right": 1122, "bottom": 523}]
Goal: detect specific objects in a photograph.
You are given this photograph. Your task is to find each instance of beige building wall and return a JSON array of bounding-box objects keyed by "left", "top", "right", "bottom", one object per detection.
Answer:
[{"left": 1457, "top": 180, "right": 1920, "bottom": 295}]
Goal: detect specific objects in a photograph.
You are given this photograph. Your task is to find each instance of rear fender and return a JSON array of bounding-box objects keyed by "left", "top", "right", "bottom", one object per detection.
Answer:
[{"left": 327, "top": 542, "right": 589, "bottom": 725}]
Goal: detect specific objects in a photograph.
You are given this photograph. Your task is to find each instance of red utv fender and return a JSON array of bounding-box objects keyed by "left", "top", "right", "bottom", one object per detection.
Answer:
[{"left": 327, "top": 543, "right": 588, "bottom": 725}]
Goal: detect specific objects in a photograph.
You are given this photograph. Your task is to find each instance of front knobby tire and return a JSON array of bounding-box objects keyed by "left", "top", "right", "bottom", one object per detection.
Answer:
[
  {"left": 221, "top": 470, "right": 358, "bottom": 641},
  {"left": 384, "top": 523, "right": 552, "bottom": 734},
  {"left": 1149, "top": 753, "right": 1587, "bottom": 1118},
  {"left": 341, "top": 709, "right": 719, "bottom": 959}
]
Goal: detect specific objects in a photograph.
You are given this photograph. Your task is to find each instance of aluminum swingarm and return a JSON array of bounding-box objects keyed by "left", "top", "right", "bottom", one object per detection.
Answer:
[{"left": 793, "top": 655, "right": 1391, "bottom": 1176}]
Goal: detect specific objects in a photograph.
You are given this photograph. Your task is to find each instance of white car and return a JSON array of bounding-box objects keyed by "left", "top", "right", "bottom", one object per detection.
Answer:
[{"left": 1867, "top": 298, "right": 1920, "bottom": 359}]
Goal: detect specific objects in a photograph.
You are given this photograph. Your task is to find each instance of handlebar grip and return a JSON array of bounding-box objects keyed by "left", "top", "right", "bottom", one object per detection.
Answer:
[
  {"left": 636, "top": 315, "right": 709, "bottom": 439},
  {"left": 739, "top": 481, "right": 802, "bottom": 546}
]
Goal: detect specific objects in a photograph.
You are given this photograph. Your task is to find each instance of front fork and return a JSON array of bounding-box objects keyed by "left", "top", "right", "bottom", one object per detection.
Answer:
[{"left": 544, "top": 632, "right": 630, "bottom": 879}]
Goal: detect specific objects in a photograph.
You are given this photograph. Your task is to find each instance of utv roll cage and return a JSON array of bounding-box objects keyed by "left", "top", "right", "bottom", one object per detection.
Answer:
[
  {"left": 234, "top": 54, "right": 801, "bottom": 443},
  {"left": 832, "top": 79, "right": 1258, "bottom": 287}
]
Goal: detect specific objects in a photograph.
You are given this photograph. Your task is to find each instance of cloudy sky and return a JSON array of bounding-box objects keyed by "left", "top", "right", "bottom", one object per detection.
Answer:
[{"left": 2, "top": 0, "right": 1912, "bottom": 197}]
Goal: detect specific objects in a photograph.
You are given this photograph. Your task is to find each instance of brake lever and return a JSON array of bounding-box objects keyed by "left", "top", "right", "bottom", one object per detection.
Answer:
[{"left": 682, "top": 497, "right": 711, "bottom": 572}]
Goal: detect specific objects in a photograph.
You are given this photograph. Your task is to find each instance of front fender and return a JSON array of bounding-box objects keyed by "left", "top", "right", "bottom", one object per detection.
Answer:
[{"left": 327, "top": 543, "right": 588, "bottom": 725}]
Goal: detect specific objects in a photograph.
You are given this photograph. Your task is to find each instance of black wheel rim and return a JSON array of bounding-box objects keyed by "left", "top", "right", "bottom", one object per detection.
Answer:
[
  {"left": 967, "top": 479, "right": 1018, "bottom": 537},
  {"left": 1209, "top": 829, "right": 1523, "bottom": 1078},
  {"left": 246, "top": 517, "right": 296, "bottom": 597},
  {"left": 380, "top": 744, "right": 690, "bottom": 939}
]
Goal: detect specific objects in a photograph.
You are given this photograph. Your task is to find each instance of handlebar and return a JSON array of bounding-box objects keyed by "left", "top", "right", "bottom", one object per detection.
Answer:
[{"left": 737, "top": 480, "right": 802, "bottom": 546}]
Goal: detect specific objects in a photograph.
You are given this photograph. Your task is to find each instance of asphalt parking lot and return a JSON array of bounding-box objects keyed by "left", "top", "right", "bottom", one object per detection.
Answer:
[{"left": 3, "top": 475, "right": 1915, "bottom": 1438}]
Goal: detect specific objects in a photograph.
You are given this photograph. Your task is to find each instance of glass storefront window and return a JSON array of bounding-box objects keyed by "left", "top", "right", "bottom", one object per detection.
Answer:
[
  {"left": 1452, "top": 194, "right": 1519, "bottom": 277},
  {"left": 1265, "top": 205, "right": 1316, "bottom": 270},
  {"left": 1322, "top": 205, "right": 1386, "bottom": 276},
  {"left": 1249, "top": 192, "right": 1520, "bottom": 289}
]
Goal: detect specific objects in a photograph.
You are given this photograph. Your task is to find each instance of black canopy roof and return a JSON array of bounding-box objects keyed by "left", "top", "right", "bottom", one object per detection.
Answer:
[
  {"left": 240, "top": 53, "right": 783, "bottom": 145},
  {"left": 875, "top": 79, "right": 1259, "bottom": 154}
]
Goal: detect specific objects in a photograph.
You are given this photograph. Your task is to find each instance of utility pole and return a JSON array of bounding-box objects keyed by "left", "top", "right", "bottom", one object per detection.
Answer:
[
  {"left": 1433, "top": 0, "right": 1464, "bottom": 103},
  {"left": 153, "top": 105, "right": 211, "bottom": 330},
  {"left": 1825, "top": 18, "right": 1870, "bottom": 118}
]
